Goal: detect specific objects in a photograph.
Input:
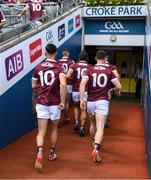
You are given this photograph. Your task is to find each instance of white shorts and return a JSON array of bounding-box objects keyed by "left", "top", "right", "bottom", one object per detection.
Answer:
[
  {"left": 72, "top": 91, "right": 87, "bottom": 102},
  {"left": 87, "top": 100, "right": 109, "bottom": 116},
  {"left": 67, "top": 85, "right": 72, "bottom": 93},
  {"left": 36, "top": 104, "right": 61, "bottom": 120}
]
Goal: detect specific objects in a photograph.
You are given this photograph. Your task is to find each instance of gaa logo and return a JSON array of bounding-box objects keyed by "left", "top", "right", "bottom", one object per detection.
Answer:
[{"left": 105, "top": 21, "right": 124, "bottom": 30}]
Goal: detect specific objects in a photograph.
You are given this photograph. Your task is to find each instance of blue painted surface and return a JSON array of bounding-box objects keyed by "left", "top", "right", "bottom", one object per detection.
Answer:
[
  {"left": 0, "top": 29, "right": 82, "bottom": 148},
  {"left": 57, "top": 29, "right": 82, "bottom": 61},
  {"left": 143, "top": 36, "right": 151, "bottom": 177},
  {"left": 85, "top": 19, "right": 146, "bottom": 35}
]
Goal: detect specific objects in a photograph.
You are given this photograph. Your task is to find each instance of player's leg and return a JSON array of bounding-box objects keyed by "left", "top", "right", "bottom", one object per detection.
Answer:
[
  {"left": 88, "top": 113, "right": 96, "bottom": 145},
  {"left": 92, "top": 100, "right": 109, "bottom": 162},
  {"left": 72, "top": 92, "right": 80, "bottom": 131},
  {"left": 87, "top": 101, "right": 96, "bottom": 144},
  {"left": 48, "top": 120, "right": 59, "bottom": 161},
  {"left": 79, "top": 109, "right": 87, "bottom": 136},
  {"left": 48, "top": 105, "right": 61, "bottom": 161},
  {"left": 91, "top": 113, "right": 106, "bottom": 163},
  {"left": 79, "top": 92, "right": 87, "bottom": 136},
  {"left": 74, "top": 102, "right": 80, "bottom": 131},
  {"left": 64, "top": 91, "right": 72, "bottom": 124},
  {"left": 35, "top": 104, "right": 49, "bottom": 169}
]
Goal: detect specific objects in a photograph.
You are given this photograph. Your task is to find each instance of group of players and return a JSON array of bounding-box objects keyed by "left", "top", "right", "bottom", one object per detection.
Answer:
[{"left": 32, "top": 43, "right": 122, "bottom": 170}]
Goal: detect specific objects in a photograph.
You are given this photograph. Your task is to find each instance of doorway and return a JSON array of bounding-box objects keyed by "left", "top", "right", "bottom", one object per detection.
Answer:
[{"left": 85, "top": 46, "right": 143, "bottom": 95}]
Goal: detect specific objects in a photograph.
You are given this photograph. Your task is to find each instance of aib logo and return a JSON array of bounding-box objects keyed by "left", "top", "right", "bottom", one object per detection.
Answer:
[
  {"left": 29, "top": 38, "right": 42, "bottom": 63},
  {"left": 5, "top": 50, "right": 24, "bottom": 81},
  {"left": 58, "top": 24, "right": 65, "bottom": 41},
  {"left": 68, "top": 19, "right": 74, "bottom": 33},
  {"left": 75, "top": 15, "right": 80, "bottom": 28},
  {"left": 105, "top": 21, "right": 124, "bottom": 30}
]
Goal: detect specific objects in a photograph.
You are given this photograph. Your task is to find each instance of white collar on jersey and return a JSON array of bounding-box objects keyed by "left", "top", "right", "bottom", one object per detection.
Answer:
[
  {"left": 79, "top": 60, "right": 87, "bottom": 63},
  {"left": 46, "top": 59, "right": 56, "bottom": 62},
  {"left": 95, "top": 63, "right": 105, "bottom": 66}
]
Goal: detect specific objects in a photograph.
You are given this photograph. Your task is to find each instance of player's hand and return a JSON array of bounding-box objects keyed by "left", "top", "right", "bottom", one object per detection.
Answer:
[
  {"left": 18, "top": 14, "right": 22, "bottom": 18},
  {"left": 59, "top": 103, "right": 65, "bottom": 110},
  {"left": 116, "top": 90, "right": 121, "bottom": 97},
  {"left": 80, "top": 99, "right": 86, "bottom": 110},
  {"left": 109, "top": 88, "right": 115, "bottom": 95}
]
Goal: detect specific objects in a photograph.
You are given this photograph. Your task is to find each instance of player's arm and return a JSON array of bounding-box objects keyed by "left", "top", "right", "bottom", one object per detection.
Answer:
[
  {"left": 42, "top": 9, "right": 47, "bottom": 16},
  {"left": 18, "top": 5, "right": 29, "bottom": 17},
  {"left": 0, "top": 10, "right": 6, "bottom": 28},
  {"left": 113, "top": 69, "right": 120, "bottom": 80},
  {"left": 59, "top": 73, "right": 67, "bottom": 110},
  {"left": 0, "top": 19, "right": 6, "bottom": 28},
  {"left": 79, "top": 76, "right": 89, "bottom": 110},
  {"left": 66, "top": 68, "right": 73, "bottom": 80},
  {"left": 32, "top": 78, "right": 38, "bottom": 89},
  {"left": 111, "top": 78, "right": 122, "bottom": 96}
]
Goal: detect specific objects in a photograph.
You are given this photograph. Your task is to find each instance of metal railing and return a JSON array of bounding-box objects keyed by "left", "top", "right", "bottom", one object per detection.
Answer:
[{"left": 0, "top": 0, "right": 81, "bottom": 44}]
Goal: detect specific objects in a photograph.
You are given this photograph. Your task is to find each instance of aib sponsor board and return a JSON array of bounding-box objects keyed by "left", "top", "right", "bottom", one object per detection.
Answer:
[
  {"left": 5, "top": 50, "right": 24, "bottom": 81},
  {"left": 29, "top": 38, "right": 42, "bottom": 63},
  {"left": 1, "top": 9, "right": 82, "bottom": 96}
]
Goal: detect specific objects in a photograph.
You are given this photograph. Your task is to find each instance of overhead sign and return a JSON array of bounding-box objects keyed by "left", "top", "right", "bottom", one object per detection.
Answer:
[
  {"left": 85, "top": 19, "right": 145, "bottom": 35},
  {"left": 83, "top": 5, "right": 147, "bottom": 17}
]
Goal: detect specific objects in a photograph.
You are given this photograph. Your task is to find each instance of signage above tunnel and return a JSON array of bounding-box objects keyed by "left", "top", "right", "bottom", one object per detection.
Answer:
[
  {"left": 85, "top": 19, "right": 145, "bottom": 35},
  {"left": 83, "top": 5, "right": 147, "bottom": 17}
]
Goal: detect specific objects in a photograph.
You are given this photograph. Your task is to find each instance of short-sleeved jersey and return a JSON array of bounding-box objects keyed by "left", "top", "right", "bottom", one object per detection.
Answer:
[
  {"left": 32, "top": 59, "right": 65, "bottom": 106},
  {"left": 69, "top": 60, "right": 92, "bottom": 92},
  {"left": 84, "top": 64, "right": 117, "bottom": 101},
  {"left": 27, "top": 2, "right": 45, "bottom": 21},
  {"left": 0, "top": 9, "right": 6, "bottom": 23},
  {"left": 105, "top": 62, "right": 117, "bottom": 72},
  {"left": 58, "top": 57, "right": 74, "bottom": 85}
]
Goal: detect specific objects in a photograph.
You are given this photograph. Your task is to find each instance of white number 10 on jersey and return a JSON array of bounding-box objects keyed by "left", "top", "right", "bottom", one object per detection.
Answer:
[{"left": 92, "top": 73, "right": 107, "bottom": 87}]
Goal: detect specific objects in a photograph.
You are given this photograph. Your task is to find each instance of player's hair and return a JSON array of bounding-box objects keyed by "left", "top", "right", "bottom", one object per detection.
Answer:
[
  {"left": 62, "top": 48, "right": 70, "bottom": 57},
  {"left": 79, "top": 51, "right": 89, "bottom": 62},
  {"left": 45, "top": 43, "right": 57, "bottom": 55},
  {"left": 95, "top": 50, "right": 107, "bottom": 60}
]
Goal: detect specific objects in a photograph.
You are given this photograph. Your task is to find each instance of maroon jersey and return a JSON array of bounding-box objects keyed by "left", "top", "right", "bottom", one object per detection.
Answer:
[
  {"left": 84, "top": 64, "right": 117, "bottom": 101},
  {"left": 32, "top": 59, "right": 65, "bottom": 106},
  {"left": 0, "top": 9, "right": 6, "bottom": 23},
  {"left": 105, "top": 62, "right": 117, "bottom": 72},
  {"left": 69, "top": 60, "right": 91, "bottom": 92},
  {"left": 58, "top": 57, "right": 74, "bottom": 85},
  {"left": 27, "top": 2, "right": 45, "bottom": 21}
]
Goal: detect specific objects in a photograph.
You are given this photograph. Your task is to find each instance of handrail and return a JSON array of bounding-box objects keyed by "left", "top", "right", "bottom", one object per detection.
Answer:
[
  {"left": 0, "top": 3, "right": 82, "bottom": 51},
  {"left": 0, "top": 0, "right": 79, "bottom": 44}
]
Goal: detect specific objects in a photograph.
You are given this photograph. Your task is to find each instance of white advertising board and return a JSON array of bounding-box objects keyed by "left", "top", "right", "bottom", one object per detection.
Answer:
[{"left": 0, "top": 8, "right": 82, "bottom": 96}]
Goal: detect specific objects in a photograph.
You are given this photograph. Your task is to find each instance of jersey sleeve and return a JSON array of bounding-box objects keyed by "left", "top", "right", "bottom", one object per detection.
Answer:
[
  {"left": 0, "top": 9, "right": 6, "bottom": 21},
  {"left": 111, "top": 65, "right": 117, "bottom": 71},
  {"left": 69, "top": 63, "right": 75, "bottom": 71},
  {"left": 32, "top": 66, "right": 39, "bottom": 80},
  {"left": 82, "top": 69, "right": 90, "bottom": 78},
  {"left": 60, "top": 66, "right": 66, "bottom": 76},
  {"left": 110, "top": 71, "right": 117, "bottom": 82}
]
